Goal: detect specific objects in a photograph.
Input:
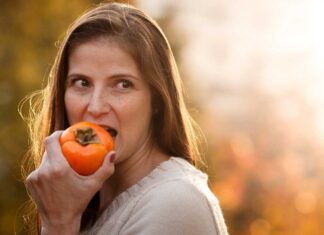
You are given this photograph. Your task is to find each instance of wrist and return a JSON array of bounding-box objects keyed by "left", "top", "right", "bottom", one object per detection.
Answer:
[{"left": 41, "top": 216, "right": 81, "bottom": 235}]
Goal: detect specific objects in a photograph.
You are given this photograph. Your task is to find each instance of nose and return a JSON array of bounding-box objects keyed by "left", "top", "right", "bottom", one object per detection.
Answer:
[{"left": 87, "top": 89, "right": 111, "bottom": 118}]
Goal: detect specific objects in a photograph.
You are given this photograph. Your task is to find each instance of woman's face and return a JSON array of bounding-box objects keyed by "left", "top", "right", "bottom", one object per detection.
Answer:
[{"left": 64, "top": 38, "right": 153, "bottom": 162}]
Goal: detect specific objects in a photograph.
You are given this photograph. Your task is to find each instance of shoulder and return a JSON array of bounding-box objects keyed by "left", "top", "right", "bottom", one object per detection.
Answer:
[
  {"left": 138, "top": 179, "right": 223, "bottom": 221},
  {"left": 140, "top": 179, "right": 212, "bottom": 209},
  {"left": 137, "top": 157, "right": 215, "bottom": 216},
  {"left": 120, "top": 178, "right": 226, "bottom": 235}
]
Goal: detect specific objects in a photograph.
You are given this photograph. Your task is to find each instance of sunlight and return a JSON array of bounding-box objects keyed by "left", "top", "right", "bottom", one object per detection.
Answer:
[{"left": 303, "top": 0, "right": 324, "bottom": 142}]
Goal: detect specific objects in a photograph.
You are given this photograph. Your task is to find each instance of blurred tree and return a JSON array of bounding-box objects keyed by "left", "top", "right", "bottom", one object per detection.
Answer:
[
  {"left": 3, "top": 0, "right": 323, "bottom": 234},
  {"left": 0, "top": 1, "right": 133, "bottom": 234}
]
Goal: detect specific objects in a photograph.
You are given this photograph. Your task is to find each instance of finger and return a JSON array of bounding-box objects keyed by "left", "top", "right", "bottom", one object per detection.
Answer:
[
  {"left": 39, "top": 150, "right": 49, "bottom": 167},
  {"left": 89, "top": 151, "right": 116, "bottom": 183},
  {"left": 25, "top": 170, "right": 47, "bottom": 214},
  {"left": 44, "top": 131, "right": 68, "bottom": 166},
  {"left": 26, "top": 170, "right": 39, "bottom": 199}
]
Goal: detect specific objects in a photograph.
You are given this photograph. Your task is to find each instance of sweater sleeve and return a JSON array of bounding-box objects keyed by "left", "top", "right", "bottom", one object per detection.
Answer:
[{"left": 119, "top": 179, "right": 228, "bottom": 235}]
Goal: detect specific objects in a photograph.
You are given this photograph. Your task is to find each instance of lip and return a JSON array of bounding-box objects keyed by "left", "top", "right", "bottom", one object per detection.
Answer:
[
  {"left": 96, "top": 123, "right": 114, "bottom": 130},
  {"left": 96, "top": 124, "right": 118, "bottom": 139}
]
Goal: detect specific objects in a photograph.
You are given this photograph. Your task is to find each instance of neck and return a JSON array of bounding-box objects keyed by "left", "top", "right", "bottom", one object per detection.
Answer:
[{"left": 99, "top": 144, "right": 169, "bottom": 211}]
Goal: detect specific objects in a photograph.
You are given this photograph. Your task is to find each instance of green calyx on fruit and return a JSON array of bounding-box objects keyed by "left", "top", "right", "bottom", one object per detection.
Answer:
[{"left": 74, "top": 127, "right": 100, "bottom": 146}]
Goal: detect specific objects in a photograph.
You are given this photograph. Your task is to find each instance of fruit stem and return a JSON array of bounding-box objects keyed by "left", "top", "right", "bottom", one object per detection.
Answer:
[{"left": 74, "top": 127, "right": 100, "bottom": 145}]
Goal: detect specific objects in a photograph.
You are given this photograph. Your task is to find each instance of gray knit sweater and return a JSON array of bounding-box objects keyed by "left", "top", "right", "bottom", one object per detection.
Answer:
[{"left": 81, "top": 157, "right": 228, "bottom": 235}]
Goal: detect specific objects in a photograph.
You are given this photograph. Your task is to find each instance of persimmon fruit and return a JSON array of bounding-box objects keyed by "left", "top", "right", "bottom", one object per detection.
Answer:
[{"left": 59, "top": 121, "right": 114, "bottom": 176}]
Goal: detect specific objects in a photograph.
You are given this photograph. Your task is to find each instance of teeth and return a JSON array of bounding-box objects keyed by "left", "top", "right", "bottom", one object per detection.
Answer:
[{"left": 105, "top": 128, "right": 117, "bottom": 138}]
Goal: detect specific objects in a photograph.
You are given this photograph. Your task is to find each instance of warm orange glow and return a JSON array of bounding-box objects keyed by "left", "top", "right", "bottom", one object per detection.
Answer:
[
  {"left": 139, "top": 0, "right": 324, "bottom": 234},
  {"left": 1, "top": 0, "right": 324, "bottom": 234}
]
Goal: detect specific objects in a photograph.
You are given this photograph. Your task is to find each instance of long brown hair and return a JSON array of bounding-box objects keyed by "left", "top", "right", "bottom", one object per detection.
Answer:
[{"left": 20, "top": 2, "right": 205, "bottom": 233}]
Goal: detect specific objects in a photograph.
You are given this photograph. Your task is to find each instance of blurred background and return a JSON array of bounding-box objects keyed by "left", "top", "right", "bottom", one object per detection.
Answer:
[{"left": 1, "top": 0, "right": 323, "bottom": 234}]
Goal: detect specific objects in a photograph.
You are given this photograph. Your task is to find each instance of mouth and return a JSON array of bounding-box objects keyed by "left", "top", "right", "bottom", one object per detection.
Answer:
[{"left": 103, "top": 127, "right": 118, "bottom": 139}]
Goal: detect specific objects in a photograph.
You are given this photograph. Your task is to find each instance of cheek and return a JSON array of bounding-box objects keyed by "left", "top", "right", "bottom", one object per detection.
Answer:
[
  {"left": 64, "top": 92, "right": 86, "bottom": 123},
  {"left": 119, "top": 94, "right": 152, "bottom": 132}
]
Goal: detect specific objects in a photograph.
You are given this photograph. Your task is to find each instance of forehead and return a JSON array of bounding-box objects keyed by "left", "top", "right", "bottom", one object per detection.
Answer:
[
  {"left": 68, "top": 35, "right": 136, "bottom": 61},
  {"left": 68, "top": 37, "right": 139, "bottom": 75}
]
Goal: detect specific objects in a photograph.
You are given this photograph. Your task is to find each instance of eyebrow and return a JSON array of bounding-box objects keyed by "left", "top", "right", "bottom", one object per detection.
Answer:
[
  {"left": 66, "top": 73, "right": 88, "bottom": 80},
  {"left": 67, "top": 73, "right": 139, "bottom": 80}
]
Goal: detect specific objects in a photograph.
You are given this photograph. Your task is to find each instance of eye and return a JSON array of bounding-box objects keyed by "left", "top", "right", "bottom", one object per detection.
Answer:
[
  {"left": 116, "top": 79, "right": 133, "bottom": 89},
  {"left": 72, "top": 79, "right": 89, "bottom": 88}
]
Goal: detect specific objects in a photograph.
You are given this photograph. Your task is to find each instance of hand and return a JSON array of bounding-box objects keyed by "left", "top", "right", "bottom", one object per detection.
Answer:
[{"left": 26, "top": 131, "right": 116, "bottom": 235}]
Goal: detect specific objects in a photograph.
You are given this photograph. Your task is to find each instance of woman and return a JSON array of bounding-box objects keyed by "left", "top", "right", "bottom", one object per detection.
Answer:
[{"left": 23, "top": 2, "right": 228, "bottom": 235}]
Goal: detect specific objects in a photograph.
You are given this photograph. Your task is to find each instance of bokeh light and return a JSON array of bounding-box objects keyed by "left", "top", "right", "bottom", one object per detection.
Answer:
[{"left": 1, "top": 0, "right": 324, "bottom": 234}]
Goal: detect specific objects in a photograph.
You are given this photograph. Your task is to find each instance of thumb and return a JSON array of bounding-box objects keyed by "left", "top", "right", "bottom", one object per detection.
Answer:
[{"left": 90, "top": 151, "right": 116, "bottom": 182}]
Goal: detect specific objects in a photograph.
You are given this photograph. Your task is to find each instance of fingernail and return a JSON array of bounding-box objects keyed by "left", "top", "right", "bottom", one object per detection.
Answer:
[{"left": 110, "top": 153, "right": 116, "bottom": 163}]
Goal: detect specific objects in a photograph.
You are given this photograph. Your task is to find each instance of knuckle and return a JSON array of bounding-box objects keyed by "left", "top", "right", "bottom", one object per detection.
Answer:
[
  {"left": 44, "top": 131, "right": 61, "bottom": 145},
  {"left": 44, "top": 136, "right": 55, "bottom": 148},
  {"left": 36, "top": 163, "right": 64, "bottom": 179},
  {"left": 49, "top": 165, "right": 67, "bottom": 178},
  {"left": 35, "top": 170, "right": 49, "bottom": 183},
  {"left": 26, "top": 171, "right": 38, "bottom": 184},
  {"left": 44, "top": 135, "right": 52, "bottom": 144}
]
